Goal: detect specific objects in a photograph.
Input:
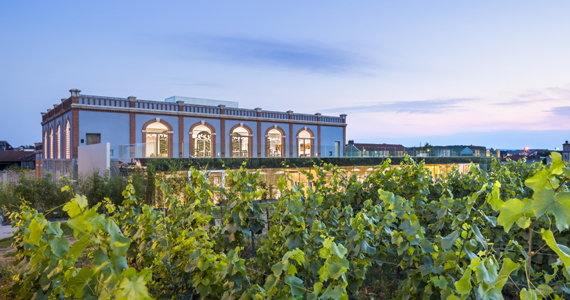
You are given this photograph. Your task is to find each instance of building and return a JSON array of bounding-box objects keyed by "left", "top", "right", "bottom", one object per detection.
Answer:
[
  {"left": 562, "top": 141, "right": 570, "bottom": 162},
  {"left": 0, "top": 141, "right": 14, "bottom": 151},
  {"left": 40, "top": 89, "right": 347, "bottom": 168},
  {"left": 345, "top": 141, "right": 406, "bottom": 157},
  {"left": 0, "top": 141, "right": 35, "bottom": 170},
  {"left": 407, "top": 145, "right": 488, "bottom": 157}
]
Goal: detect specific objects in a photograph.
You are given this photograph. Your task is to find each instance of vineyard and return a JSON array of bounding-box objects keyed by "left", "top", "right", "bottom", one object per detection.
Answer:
[{"left": 5, "top": 154, "right": 570, "bottom": 299}]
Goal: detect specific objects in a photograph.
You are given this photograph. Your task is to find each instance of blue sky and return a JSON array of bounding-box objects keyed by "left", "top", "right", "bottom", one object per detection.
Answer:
[{"left": 1, "top": 1, "right": 569, "bottom": 149}]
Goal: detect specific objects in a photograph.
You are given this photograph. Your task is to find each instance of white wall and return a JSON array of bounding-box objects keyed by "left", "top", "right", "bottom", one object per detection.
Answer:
[{"left": 78, "top": 143, "right": 110, "bottom": 177}]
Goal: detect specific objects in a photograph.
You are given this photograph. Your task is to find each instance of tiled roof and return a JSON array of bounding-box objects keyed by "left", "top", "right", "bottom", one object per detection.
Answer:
[{"left": 0, "top": 151, "right": 33, "bottom": 162}]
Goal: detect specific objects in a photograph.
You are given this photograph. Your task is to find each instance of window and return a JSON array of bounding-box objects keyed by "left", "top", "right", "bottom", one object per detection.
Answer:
[
  {"left": 231, "top": 126, "right": 249, "bottom": 157},
  {"left": 56, "top": 124, "right": 61, "bottom": 159},
  {"left": 49, "top": 128, "right": 54, "bottom": 159},
  {"left": 86, "top": 133, "right": 101, "bottom": 145},
  {"left": 298, "top": 130, "right": 312, "bottom": 157},
  {"left": 145, "top": 123, "right": 169, "bottom": 157},
  {"left": 192, "top": 125, "right": 211, "bottom": 157},
  {"left": 267, "top": 129, "right": 283, "bottom": 157},
  {"left": 44, "top": 131, "right": 47, "bottom": 158},
  {"left": 65, "top": 120, "right": 70, "bottom": 159}
]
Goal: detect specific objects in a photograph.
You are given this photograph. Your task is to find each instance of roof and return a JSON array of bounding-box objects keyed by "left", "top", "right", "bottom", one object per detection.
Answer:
[
  {"left": 352, "top": 143, "right": 406, "bottom": 151},
  {"left": 502, "top": 154, "right": 526, "bottom": 162},
  {"left": 0, "top": 150, "right": 35, "bottom": 162},
  {"left": 432, "top": 145, "right": 486, "bottom": 151}
]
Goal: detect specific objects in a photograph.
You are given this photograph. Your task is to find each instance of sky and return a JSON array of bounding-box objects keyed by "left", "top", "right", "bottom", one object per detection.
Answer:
[{"left": 1, "top": 1, "right": 569, "bottom": 149}]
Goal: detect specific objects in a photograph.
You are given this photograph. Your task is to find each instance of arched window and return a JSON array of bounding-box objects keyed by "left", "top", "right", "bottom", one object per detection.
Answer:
[
  {"left": 44, "top": 130, "right": 47, "bottom": 158},
  {"left": 231, "top": 126, "right": 250, "bottom": 158},
  {"left": 192, "top": 125, "right": 212, "bottom": 158},
  {"left": 145, "top": 122, "right": 169, "bottom": 158},
  {"left": 297, "top": 129, "right": 313, "bottom": 157},
  {"left": 65, "top": 120, "right": 71, "bottom": 159},
  {"left": 266, "top": 128, "right": 284, "bottom": 157},
  {"left": 49, "top": 127, "right": 54, "bottom": 159},
  {"left": 56, "top": 124, "right": 61, "bottom": 159}
]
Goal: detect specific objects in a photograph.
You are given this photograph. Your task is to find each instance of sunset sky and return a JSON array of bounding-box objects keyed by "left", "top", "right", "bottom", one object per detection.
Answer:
[{"left": 1, "top": 1, "right": 569, "bottom": 149}]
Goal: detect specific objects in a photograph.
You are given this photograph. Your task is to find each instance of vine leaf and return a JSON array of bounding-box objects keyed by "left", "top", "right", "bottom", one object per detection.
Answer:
[
  {"left": 541, "top": 229, "right": 570, "bottom": 268},
  {"left": 532, "top": 190, "right": 570, "bottom": 231},
  {"left": 497, "top": 198, "right": 534, "bottom": 232},
  {"left": 520, "top": 288, "right": 538, "bottom": 300},
  {"left": 455, "top": 269, "right": 472, "bottom": 295},
  {"left": 525, "top": 170, "right": 550, "bottom": 192}
]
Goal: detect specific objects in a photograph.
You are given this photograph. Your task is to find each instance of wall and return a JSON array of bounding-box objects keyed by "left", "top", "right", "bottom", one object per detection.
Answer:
[
  {"left": 320, "top": 125, "right": 344, "bottom": 157},
  {"left": 78, "top": 143, "right": 110, "bottom": 177},
  {"left": 79, "top": 111, "right": 129, "bottom": 150}
]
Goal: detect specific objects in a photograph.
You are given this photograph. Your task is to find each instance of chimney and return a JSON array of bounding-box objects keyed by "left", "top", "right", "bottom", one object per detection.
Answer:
[
  {"left": 348, "top": 140, "right": 354, "bottom": 145},
  {"left": 128, "top": 96, "right": 136, "bottom": 101},
  {"left": 61, "top": 98, "right": 67, "bottom": 103},
  {"left": 69, "top": 89, "right": 81, "bottom": 97}
]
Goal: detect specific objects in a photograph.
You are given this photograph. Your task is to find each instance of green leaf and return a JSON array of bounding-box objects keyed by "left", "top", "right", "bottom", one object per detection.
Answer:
[
  {"left": 48, "top": 236, "right": 69, "bottom": 258},
  {"left": 319, "top": 284, "right": 345, "bottom": 300},
  {"left": 494, "top": 258, "right": 519, "bottom": 289},
  {"left": 115, "top": 272, "right": 152, "bottom": 300},
  {"left": 441, "top": 230, "right": 460, "bottom": 250},
  {"left": 520, "top": 288, "right": 537, "bottom": 300},
  {"left": 536, "top": 284, "right": 553, "bottom": 297},
  {"left": 284, "top": 274, "right": 305, "bottom": 297},
  {"left": 487, "top": 182, "right": 503, "bottom": 211},
  {"left": 525, "top": 169, "right": 550, "bottom": 192},
  {"left": 541, "top": 229, "right": 570, "bottom": 268},
  {"left": 532, "top": 190, "right": 570, "bottom": 231},
  {"left": 68, "top": 236, "right": 90, "bottom": 259},
  {"left": 432, "top": 275, "right": 448, "bottom": 290},
  {"left": 264, "top": 274, "right": 278, "bottom": 296},
  {"left": 562, "top": 167, "right": 570, "bottom": 179},
  {"left": 455, "top": 269, "right": 472, "bottom": 295},
  {"left": 550, "top": 152, "right": 564, "bottom": 175},
  {"left": 28, "top": 219, "right": 44, "bottom": 246},
  {"left": 497, "top": 198, "right": 534, "bottom": 232}
]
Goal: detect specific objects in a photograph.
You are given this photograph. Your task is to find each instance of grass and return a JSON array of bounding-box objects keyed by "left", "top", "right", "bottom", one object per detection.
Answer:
[{"left": 0, "top": 222, "right": 73, "bottom": 249}]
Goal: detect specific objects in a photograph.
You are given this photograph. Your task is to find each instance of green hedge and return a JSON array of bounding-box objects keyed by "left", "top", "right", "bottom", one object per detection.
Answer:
[{"left": 145, "top": 156, "right": 493, "bottom": 172}]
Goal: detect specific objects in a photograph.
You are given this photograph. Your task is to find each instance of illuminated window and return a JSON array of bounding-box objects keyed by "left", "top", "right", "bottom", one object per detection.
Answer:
[
  {"left": 49, "top": 127, "right": 54, "bottom": 159},
  {"left": 231, "top": 126, "right": 249, "bottom": 158},
  {"left": 298, "top": 130, "right": 312, "bottom": 157},
  {"left": 43, "top": 130, "right": 47, "bottom": 158},
  {"left": 65, "top": 120, "right": 70, "bottom": 159},
  {"left": 267, "top": 128, "right": 282, "bottom": 157},
  {"left": 144, "top": 123, "right": 169, "bottom": 158},
  {"left": 192, "top": 125, "right": 211, "bottom": 158},
  {"left": 56, "top": 124, "right": 61, "bottom": 159}
]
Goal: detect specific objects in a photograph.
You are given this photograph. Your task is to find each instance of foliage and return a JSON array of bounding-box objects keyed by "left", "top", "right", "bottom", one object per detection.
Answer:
[{"left": 5, "top": 155, "right": 570, "bottom": 299}]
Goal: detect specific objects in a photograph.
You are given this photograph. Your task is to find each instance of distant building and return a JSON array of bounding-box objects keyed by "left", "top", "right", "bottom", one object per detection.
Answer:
[
  {"left": 562, "top": 141, "right": 570, "bottom": 162},
  {"left": 407, "top": 145, "right": 488, "bottom": 157},
  {"left": 0, "top": 141, "right": 35, "bottom": 170},
  {"left": 40, "top": 90, "right": 347, "bottom": 174},
  {"left": 0, "top": 141, "right": 14, "bottom": 151},
  {"left": 346, "top": 140, "right": 406, "bottom": 157}
]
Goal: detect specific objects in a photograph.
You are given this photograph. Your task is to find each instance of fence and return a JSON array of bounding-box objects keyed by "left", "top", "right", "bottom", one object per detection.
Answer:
[
  {"left": 0, "top": 171, "right": 36, "bottom": 185},
  {"left": 42, "top": 159, "right": 76, "bottom": 179}
]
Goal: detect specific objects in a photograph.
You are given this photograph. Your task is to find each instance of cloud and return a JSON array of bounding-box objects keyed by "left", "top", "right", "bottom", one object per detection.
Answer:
[
  {"left": 322, "top": 98, "right": 473, "bottom": 114},
  {"left": 547, "top": 106, "right": 570, "bottom": 117},
  {"left": 495, "top": 87, "right": 570, "bottom": 106},
  {"left": 172, "top": 35, "right": 370, "bottom": 74}
]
